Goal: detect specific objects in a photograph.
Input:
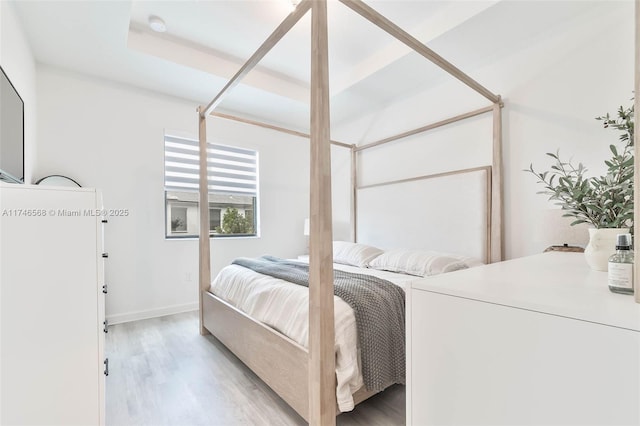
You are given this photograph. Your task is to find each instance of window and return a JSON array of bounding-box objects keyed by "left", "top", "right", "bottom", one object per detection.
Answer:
[
  {"left": 164, "top": 134, "right": 258, "bottom": 238},
  {"left": 209, "top": 208, "right": 221, "bottom": 231},
  {"left": 171, "top": 206, "right": 188, "bottom": 233}
]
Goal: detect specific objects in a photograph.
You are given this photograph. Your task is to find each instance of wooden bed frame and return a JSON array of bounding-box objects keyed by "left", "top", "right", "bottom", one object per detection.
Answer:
[
  {"left": 202, "top": 291, "right": 379, "bottom": 421},
  {"left": 196, "top": 0, "right": 506, "bottom": 423}
]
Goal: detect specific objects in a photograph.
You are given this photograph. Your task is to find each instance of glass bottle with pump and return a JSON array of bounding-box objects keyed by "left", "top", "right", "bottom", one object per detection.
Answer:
[{"left": 608, "top": 233, "right": 634, "bottom": 295}]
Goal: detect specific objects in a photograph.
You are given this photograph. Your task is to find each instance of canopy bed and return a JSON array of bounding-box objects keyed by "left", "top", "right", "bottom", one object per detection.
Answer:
[{"left": 196, "top": 0, "right": 504, "bottom": 424}]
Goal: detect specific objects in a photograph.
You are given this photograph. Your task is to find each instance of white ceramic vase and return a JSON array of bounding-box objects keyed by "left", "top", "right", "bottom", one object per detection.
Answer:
[{"left": 584, "top": 228, "right": 629, "bottom": 271}]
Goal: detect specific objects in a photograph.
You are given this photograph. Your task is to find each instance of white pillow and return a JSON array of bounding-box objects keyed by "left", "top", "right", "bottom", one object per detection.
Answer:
[
  {"left": 332, "top": 241, "right": 384, "bottom": 268},
  {"left": 368, "top": 249, "right": 482, "bottom": 277}
]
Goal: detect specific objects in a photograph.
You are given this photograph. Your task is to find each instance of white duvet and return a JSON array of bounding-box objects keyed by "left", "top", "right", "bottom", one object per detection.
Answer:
[{"left": 208, "top": 261, "right": 417, "bottom": 412}]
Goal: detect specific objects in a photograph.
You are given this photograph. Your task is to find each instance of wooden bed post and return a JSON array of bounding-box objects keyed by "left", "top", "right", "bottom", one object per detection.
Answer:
[
  {"left": 353, "top": 105, "right": 495, "bottom": 153},
  {"left": 634, "top": 0, "right": 639, "bottom": 304},
  {"left": 491, "top": 98, "right": 504, "bottom": 263},
  {"left": 309, "top": 0, "right": 336, "bottom": 424},
  {"left": 339, "top": 0, "right": 500, "bottom": 104},
  {"left": 198, "top": 106, "right": 211, "bottom": 335},
  {"left": 351, "top": 147, "right": 357, "bottom": 243},
  {"left": 210, "top": 112, "right": 352, "bottom": 149},
  {"left": 202, "top": 1, "right": 311, "bottom": 116}
]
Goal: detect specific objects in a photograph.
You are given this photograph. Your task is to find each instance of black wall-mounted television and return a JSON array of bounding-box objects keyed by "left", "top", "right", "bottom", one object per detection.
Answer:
[{"left": 0, "top": 65, "right": 25, "bottom": 184}]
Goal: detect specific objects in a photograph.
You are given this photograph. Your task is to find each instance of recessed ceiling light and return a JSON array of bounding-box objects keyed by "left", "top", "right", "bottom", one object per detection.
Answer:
[{"left": 148, "top": 15, "right": 167, "bottom": 33}]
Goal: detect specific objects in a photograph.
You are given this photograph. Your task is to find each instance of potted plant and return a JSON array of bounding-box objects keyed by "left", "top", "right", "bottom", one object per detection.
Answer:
[{"left": 526, "top": 100, "right": 634, "bottom": 270}]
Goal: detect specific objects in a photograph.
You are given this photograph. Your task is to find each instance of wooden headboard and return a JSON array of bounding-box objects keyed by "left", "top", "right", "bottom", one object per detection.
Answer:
[{"left": 356, "top": 166, "right": 491, "bottom": 263}]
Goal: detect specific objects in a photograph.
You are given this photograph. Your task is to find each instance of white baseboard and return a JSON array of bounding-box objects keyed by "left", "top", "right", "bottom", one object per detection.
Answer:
[{"left": 107, "top": 302, "right": 198, "bottom": 325}]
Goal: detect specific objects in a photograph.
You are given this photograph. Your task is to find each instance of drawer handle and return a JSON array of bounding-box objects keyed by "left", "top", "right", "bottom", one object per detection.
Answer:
[
  {"left": 102, "top": 284, "right": 108, "bottom": 294},
  {"left": 101, "top": 219, "right": 108, "bottom": 224},
  {"left": 103, "top": 319, "right": 109, "bottom": 333},
  {"left": 104, "top": 358, "right": 109, "bottom": 376},
  {"left": 102, "top": 253, "right": 109, "bottom": 258}
]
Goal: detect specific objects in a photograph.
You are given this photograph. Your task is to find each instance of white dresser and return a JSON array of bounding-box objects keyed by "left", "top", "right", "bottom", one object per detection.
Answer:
[
  {"left": 407, "top": 252, "right": 640, "bottom": 425},
  {"left": 0, "top": 184, "right": 106, "bottom": 425}
]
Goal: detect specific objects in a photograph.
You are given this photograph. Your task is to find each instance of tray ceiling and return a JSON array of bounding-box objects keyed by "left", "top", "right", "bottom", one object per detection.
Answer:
[{"left": 13, "top": 0, "right": 608, "bottom": 130}]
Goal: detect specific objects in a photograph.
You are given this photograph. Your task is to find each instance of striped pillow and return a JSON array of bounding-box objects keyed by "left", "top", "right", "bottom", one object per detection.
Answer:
[
  {"left": 332, "top": 241, "right": 384, "bottom": 268},
  {"left": 368, "top": 249, "right": 481, "bottom": 277}
]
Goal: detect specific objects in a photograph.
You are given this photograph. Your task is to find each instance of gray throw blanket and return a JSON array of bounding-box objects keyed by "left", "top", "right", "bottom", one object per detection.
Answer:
[{"left": 232, "top": 255, "right": 405, "bottom": 391}]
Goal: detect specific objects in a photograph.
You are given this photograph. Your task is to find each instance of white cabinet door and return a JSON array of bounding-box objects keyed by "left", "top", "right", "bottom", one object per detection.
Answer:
[
  {"left": 409, "top": 290, "right": 640, "bottom": 426},
  {"left": 0, "top": 185, "right": 103, "bottom": 425}
]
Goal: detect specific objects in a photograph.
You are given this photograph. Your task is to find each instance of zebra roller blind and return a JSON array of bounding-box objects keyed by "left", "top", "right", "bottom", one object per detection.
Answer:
[{"left": 164, "top": 134, "right": 258, "bottom": 196}]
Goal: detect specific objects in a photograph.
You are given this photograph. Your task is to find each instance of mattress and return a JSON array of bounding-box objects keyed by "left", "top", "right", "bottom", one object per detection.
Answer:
[{"left": 208, "top": 260, "right": 417, "bottom": 412}]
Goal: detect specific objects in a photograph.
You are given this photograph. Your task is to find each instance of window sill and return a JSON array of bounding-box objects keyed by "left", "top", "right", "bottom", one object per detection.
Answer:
[{"left": 165, "top": 234, "right": 260, "bottom": 241}]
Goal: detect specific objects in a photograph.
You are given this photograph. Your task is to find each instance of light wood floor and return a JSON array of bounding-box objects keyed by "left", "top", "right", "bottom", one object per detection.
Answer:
[{"left": 106, "top": 311, "right": 405, "bottom": 425}]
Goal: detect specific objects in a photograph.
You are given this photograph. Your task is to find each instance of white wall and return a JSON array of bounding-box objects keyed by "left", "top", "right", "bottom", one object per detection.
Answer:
[
  {"left": 334, "top": 0, "right": 634, "bottom": 260},
  {"left": 32, "top": 0, "right": 633, "bottom": 321},
  {"left": 36, "top": 66, "right": 351, "bottom": 323},
  {"left": 0, "top": 1, "right": 36, "bottom": 183}
]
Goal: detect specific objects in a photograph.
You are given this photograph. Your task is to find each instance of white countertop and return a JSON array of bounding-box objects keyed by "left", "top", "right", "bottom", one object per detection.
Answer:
[{"left": 411, "top": 252, "right": 640, "bottom": 332}]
